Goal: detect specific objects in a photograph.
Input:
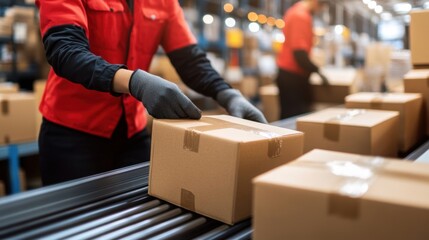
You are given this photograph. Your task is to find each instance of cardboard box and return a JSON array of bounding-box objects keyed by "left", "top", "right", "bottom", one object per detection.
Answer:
[
  {"left": 34, "top": 80, "right": 46, "bottom": 136},
  {"left": 410, "top": 10, "right": 429, "bottom": 66},
  {"left": 229, "top": 76, "right": 258, "bottom": 99},
  {"left": 296, "top": 108, "right": 399, "bottom": 157},
  {"left": 404, "top": 69, "right": 429, "bottom": 135},
  {"left": 311, "top": 67, "right": 358, "bottom": 103},
  {"left": 0, "top": 93, "right": 37, "bottom": 145},
  {"left": 149, "top": 115, "right": 304, "bottom": 224},
  {"left": 253, "top": 149, "right": 429, "bottom": 240},
  {"left": 0, "top": 82, "right": 19, "bottom": 94},
  {"left": 259, "top": 84, "right": 279, "bottom": 123},
  {"left": 0, "top": 180, "right": 5, "bottom": 196},
  {"left": 345, "top": 92, "right": 424, "bottom": 152}
]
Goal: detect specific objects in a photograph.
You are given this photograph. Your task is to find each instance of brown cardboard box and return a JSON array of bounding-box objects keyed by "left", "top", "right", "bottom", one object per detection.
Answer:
[
  {"left": 0, "top": 82, "right": 19, "bottom": 94},
  {"left": 259, "top": 84, "right": 279, "bottom": 123},
  {"left": 0, "top": 16, "right": 13, "bottom": 37},
  {"left": 404, "top": 69, "right": 429, "bottom": 135},
  {"left": 253, "top": 149, "right": 429, "bottom": 240},
  {"left": 296, "top": 108, "right": 399, "bottom": 157},
  {"left": 229, "top": 76, "right": 259, "bottom": 99},
  {"left": 0, "top": 93, "right": 37, "bottom": 145},
  {"left": 0, "top": 180, "right": 5, "bottom": 196},
  {"left": 149, "top": 115, "right": 304, "bottom": 224},
  {"left": 148, "top": 55, "right": 181, "bottom": 84},
  {"left": 311, "top": 67, "right": 358, "bottom": 103},
  {"left": 34, "top": 80, "right": 46, "bottom": 136},
  {"left": 345, "top": 92, "right": 423, "bottom": 152},
  {"left": 410, "top": 10, "right": 429, "bottom": 67}
]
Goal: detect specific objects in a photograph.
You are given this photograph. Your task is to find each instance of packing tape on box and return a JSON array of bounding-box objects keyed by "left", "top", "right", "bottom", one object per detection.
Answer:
[
  {"left": 297, "top": 156, "right": 385, "bottom": 219},
  {"left": 183, "top": 117, "right": 283, "bottom": 158},
  {"left": 181, "top": 188, "right": 195, "bottom": 211},
  {"left": 1, "top": 99, "right": 8, "bottom": 115},
  {"left": 324, "top": 109, "right": 366, "bottom": 141}
]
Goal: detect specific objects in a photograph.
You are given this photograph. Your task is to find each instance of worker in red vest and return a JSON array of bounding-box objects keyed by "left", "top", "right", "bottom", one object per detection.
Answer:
[
  {"left": 36, "top": 0, "right": 266, "bottom": 185},
  {"left": 276, "top": 0, "right": 329, "bottom": 119}
]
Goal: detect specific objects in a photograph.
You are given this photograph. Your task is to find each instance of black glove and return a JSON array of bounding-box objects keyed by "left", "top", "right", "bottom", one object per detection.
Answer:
[
  {"left": 318, "top": 72, "right": 329, "bottom": 87},
  {"left": 129, "top": 69, "right": 201, "bottom": 119},
  {"left": 216, "top": 89, "right": 268, "bottom": 123}
]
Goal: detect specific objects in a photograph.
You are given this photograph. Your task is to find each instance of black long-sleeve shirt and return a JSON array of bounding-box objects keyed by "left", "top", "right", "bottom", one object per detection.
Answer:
[{"left": 43, "top": 25, "right": 230, "bottom": 99}]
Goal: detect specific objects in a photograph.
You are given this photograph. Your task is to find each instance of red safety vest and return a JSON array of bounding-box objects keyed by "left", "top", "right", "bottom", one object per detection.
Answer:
[
  {"left": 36, "top": 0, "right": 196, "bottom": 138},
  {"left": 277, "top": 2, "right": 313, "bottom": 75}
]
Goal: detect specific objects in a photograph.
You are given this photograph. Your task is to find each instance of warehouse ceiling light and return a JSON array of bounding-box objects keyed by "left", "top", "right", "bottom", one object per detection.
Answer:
[
  {"left": 380, "top": 12, "right": 392, "bottom": 20},
  {"left": 225, "top": 17, "right": 236, "bottom": 27},
  {"left": 375, "top": 5, "right": 383, "bottom": 14},
  {"left": 334, "top": 25, "right": 344, "bottom": 35},
  {"left": 267, "top": 17, "right": 276, "bottom": 26},
  {"left": 368, "top": 0, "right": 377, "bottom": 10},
  {"left": 249, "top": 22, "right": 260, "bottom": 33},
  {"left": 203, "top": 14, "right": 214, "bottom": 24},
  {"left": 257, "top": 14, "right": 267, "bottom": 24},
  {"left": 393, "top": 2, "right": 412, "bottom": 14},
  {"left": 362, "top": 0, "right": 370, "bottom": 4},
  {"left": 248, "top": 12, "right": 258, "bottom": 22},
  {"left": 224, "top": 3, "right": 234, "bottom": 13},
  {"left": 275, "top": 19, "right": 285, "bottom": 29}
]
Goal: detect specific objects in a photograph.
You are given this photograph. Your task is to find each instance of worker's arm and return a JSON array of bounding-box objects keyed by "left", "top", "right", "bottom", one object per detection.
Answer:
[{"left": 293, "top": 49, "right": 319, "bottom": 73}]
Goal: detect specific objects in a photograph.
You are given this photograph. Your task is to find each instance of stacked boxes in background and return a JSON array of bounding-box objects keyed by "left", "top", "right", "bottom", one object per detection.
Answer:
[
  {"left": 404, "top": 10, "right": 429, "bottom": 137},
  {"left": 409, "top": 10, "right": 429, "bottom": 67},
  {"left": 34, "top": 80, "right": 46, "bottom": 136},
  {"left": 253, "top": 149, "right": 429, "bottom": 240},
  {"left": 296, "top": 108, "right": 399, "bottom": 157},
  {"left": 149, "top": 115, "right": 303, "bottom": 224},
  {"left": 403, "top": 70, "right": 429, "bottom": 135},
  {"left": 345, "top": 92, "right": 424, "bottom": 152},
  {"left": 0, "top": 93, "right": 37, "bottom": 145},
  {"left": 259, "top": 84, "right": 279, "bottom": 123},
  {"left": 310, "top": 67, "right": 359, "bottom": 103},
  {"left": 0, "top": 180, "right": 4, "bottom": 196},
  {"left": 0, "top": 82, "right": 19, "bottom": 94}
]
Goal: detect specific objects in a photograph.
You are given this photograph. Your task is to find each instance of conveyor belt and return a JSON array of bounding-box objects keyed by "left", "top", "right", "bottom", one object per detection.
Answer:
[{"left": 0, "top": 163, "right": 252, "bottom": 240}]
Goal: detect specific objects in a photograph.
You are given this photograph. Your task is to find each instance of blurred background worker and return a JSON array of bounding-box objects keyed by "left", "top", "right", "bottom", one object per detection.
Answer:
[
  {"left": 276, "top": 0, "right": 329, "bottom": 119},
  {"left": 36, "top": 0, "right": 266, "bottom": 185}
]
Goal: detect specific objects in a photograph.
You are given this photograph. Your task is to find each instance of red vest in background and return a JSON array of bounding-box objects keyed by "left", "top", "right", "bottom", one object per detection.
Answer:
[
  {"left": 277, "top": 2, "right": 313, "bottom": 76},
  {"left": 36, "top": 0, "right": 196, "bottom": 138}
]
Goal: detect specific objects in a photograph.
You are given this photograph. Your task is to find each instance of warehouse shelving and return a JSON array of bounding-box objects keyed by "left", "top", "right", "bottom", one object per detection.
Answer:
[{"left": 0, "top": 141, "right": 38, "bottom": 194}]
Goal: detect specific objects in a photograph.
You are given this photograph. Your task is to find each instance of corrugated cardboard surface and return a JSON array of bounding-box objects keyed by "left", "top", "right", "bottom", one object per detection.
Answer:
[
  {"left": 0, "top": 180, "right": 5, "bottom": 196},
  {"left": 259, "top": 84, "right": 279, "bottom": 123},
  {"left": 297, "top": 108, "right": 399, "bottom": 157},
  {"left": 345, "top": 92, "right": 424, "bottom": 152},
  {"left": 310, "top": 67, "right": 358, "bottom": 103},
  {"left": 0, "top": 93, "right": 37, "bottom": 145},
  {"left": 253, "top": 149, "right": 429, "bottom": 240},
  {"left": 0, "top": 82, "right": 19, "bottom": 94},
  {"left": 149, "top": 115, "right": 304, "bottom": 224},
  {"left": 410, "top": 10, "right": 429, "bottom": 66},
  {"left": 34, "top": 80, "right": 46, "bottom": 136},
  {"left": 404, "top": 69, "right": 429, "bottom": 135}
]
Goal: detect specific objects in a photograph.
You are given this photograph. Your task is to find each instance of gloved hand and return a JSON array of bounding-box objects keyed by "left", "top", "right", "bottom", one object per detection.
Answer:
[
  {"left": 216, "top": 89, "right": 268, "bottom": 123},
  {"left": 318, "top": 72, "right": 329, "bottom": 87},
  {"left": 129, "top": 69, "right": 201, "bottom": 119}
]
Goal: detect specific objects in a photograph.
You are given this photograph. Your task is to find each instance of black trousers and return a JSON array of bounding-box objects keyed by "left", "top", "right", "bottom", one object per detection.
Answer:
[
  {"left": 39, "top": 115, "right": 151, "bottom": 185},
  {"left": 276, "top": 68, "right": 312, "bottom": 119}
]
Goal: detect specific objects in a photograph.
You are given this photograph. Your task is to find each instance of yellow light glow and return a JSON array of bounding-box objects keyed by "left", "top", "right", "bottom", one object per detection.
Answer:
[
  {"left": 267, "top": 17, "right": 276, "bottom": 26},
  {"left": 275, "top": 19, "right": 285, "bottom": 28},
  {"left": 258, "top": 14, "right": 267, "bottom": 24},
  {"left": 248, "top": 12, "right": 258, "bottom": 22},
  {"left": 223, "top": 3, "right": 234, "bottom": 13}
]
